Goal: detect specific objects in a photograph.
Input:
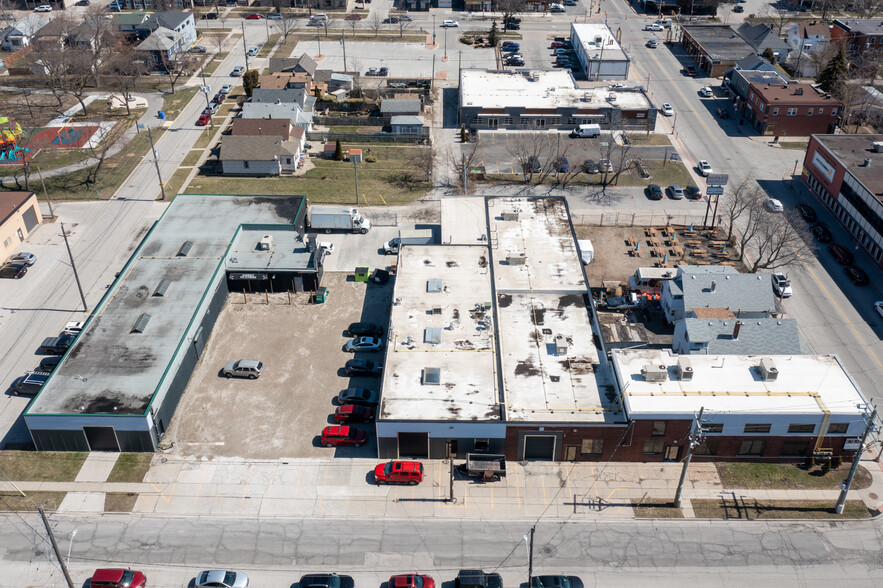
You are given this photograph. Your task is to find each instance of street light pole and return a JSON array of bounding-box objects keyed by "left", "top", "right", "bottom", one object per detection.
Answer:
[
  {"left": 66, "top": 529, "right": 78, "bottom": 566},
  {"left": 200, "top": 67, "right": 214, "bottom": 130},
  {"left": 242, "top": 21, "right": 249, "bottom": 70},
  {"left": 60, "top": 222, "right": 88, "bottom": 313}
]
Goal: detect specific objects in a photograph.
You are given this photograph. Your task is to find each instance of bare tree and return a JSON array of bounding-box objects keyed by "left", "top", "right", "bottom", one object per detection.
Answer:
[
  {"left": 368, "top": 11, "right": 384, "bottom": 38},
  {"left": 105, "top": 47, "right": 148, "bottom": 116},
  {"left": 209, "top": 31, "right": 229, "bottom": 55},
  {"left": 719, "top": 179, "right": 760, "bottom": 242},
  {"left": 495, "top": 0, "right": 526, "bottom": 28},
  {"left": 347, "top": 14, "right": 361, "bottom": 34},
  {"left": 160, "top": 52, "right": 194, "bottom": 94},
  {"left": 506, "top": 132, "right": 552, "bottom": 184},
  {"left": 272, "top": 14, "right": 299, "bottom": 43},
  {"left": 758, "top": 5, "right": 790, "bottom": 36},
  {"left": 442, "top": 140, "right": 483, "bottom": 193},
  {"left": 855, "top": 0, "right": 882, "bottom": 18},
  {"left": 597, "top": 129, "right": 635, "bottom": 187},
  {"left": 82, "top": 115, "right": 123, "bottom": 186},
  {"left": 748, "top": 212, "right": 811, "bottom": 272},
  {"left": 397, "top": 18, "right": 413, "bottom": 39}
]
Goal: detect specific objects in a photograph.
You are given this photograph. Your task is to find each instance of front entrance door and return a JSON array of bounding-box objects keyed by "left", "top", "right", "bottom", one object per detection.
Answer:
[
  {"left": 399, "top": 432, "right": 429, "bottom": 458},
  {"left": 84, "top": 426, "right": 120, "bottom": 451},
  {"left": 564, "top": 446, "right": 577, "bottom": 461},
  {"left": 663, "top": 445, "right": 681, "bottom": 462},
  {"left": 489, "top": 118, "right": 499, "bottom": 129}
]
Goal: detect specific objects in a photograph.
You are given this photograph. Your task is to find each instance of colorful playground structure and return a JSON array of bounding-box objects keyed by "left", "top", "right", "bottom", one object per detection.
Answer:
[{"left": 0, "top": 116, "right": 27, "bottom": 163}]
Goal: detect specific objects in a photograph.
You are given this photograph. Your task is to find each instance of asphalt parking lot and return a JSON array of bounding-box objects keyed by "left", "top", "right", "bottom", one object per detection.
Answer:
[{"left": 164, "top": 273, "right": 393, "bottom": 459}]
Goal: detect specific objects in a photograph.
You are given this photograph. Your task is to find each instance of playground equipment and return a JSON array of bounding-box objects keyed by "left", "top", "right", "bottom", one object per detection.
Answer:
[{"left": 0, "top": 116, "right": 27, "bottom": 162}]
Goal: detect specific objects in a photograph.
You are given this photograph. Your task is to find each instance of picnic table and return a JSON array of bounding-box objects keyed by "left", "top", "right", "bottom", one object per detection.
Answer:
[
  {"left": 626, "top": 236, "right": 638, "bottom": 246},
  {"left": 671, "top": 246, "right": 683, "bottom": 256},
  {"left": 645, "top": 228, "right": 657, "bottom": 237},
  {"left": 648, "top": 237, "right": 662, "bottom": 247}
]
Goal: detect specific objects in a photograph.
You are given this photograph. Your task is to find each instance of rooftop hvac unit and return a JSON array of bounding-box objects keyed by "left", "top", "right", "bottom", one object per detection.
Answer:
[
  {"left": 508, "top": 255, "right": 526, "bottom": 265},
  {"left": 258, "top": 235, "right": 274, "bottom": 251},
  {"left": 873, "top": 141, "right": 883, "bottom": 153},
  {"left": 677, "top": 357, "right": 693, "bottom": 381},
  {"left": 555, "top": 334, "right": 568, "bottom": 355},
  {"left": 501, "top": 211, "right": 520, "bottom": 221},
  {"left": 759, "top": 358, "right": 778, "bottom": 381},
  {"left": 642, "top": 364, "right": 667, "bottom": 382}
]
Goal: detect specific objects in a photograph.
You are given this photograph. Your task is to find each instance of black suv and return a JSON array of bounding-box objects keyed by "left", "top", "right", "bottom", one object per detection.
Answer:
[
  {"left": 828, "top": 243, "right": 854, "bottom": 265},
  {"left": 38, "top": 333, "right": 76, "bottom": 355},
  {"left": 346, "top": 322, "right": 383, "bottom": 337},
  {"left": 11, "top": 371, "right": 51, "bottom": 396},
  {"left": 299, "top": 574, "right": 355, "bottom": 588},
  {"left": 456, "top": 570, "right": 503, "bottom": 588}
]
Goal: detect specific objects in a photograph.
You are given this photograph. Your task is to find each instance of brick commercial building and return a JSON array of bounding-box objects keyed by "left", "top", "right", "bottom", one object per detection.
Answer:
[
  {"left": 741, "top": 82, "right": 842, "bottom": 136},
  {"left": 0, "top": 191, "right": 42, "bottom": 261},
  {"left": 801, "top": 134, "right": 883, "bottom": 268},
  {"left": 831, "top": 18, "right": 883, "bottom": 73}
]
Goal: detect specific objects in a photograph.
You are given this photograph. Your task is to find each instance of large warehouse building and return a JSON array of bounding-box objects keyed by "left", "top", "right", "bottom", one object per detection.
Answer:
[{"left": 24, "top": 194, "right": 323, "bottom": 452}]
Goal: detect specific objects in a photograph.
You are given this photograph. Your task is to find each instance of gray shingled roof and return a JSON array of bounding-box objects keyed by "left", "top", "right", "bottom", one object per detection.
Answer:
[
  {"left": 667, "top": 265, "right": 739, "bottom": 296},
  {"left": 135, "top": 27, "right": 180, "bottom": 51},
  {"left": 219, "top": 135, "right": 298, "bottom": 161},
  {"left": 680, "top": 271, "right": 777, "bottom": 315},
  {"left": 250, "top": 88, "right": 308, "bottom": 107},
  {"left": 390, "top": 115, "right": 425, "bottom": 126},
  {"left": 682, "top": 318, "right": 807, "bottom": 355},
  {"left": 141, "top": 11, "right": 192, "bottom": 32},
  {"left": 737, "top": 23, "right": 790, "bottom": 53},
  {"left": 268, "top": 54, "right": 317, "bottom": 76},
  {"left": 380, "top": 99, "right": 422, "bottom": 114}
]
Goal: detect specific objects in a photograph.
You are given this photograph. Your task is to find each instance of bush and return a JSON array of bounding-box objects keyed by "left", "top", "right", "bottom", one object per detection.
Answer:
[
  {"left": 820, "top": 460, "right": 831, "bottom": 475},
  {"left": 365, "top": 153, "right": 377, "bottom": 163},
  {"left": 333, "top": 139, "right": 343, "bottom": 161}
]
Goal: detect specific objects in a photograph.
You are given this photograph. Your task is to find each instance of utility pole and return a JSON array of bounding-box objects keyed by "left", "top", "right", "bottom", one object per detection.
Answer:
[
  {"left": 431, "top": 54, "right": 436, "bottom": 90},
  {"left": 835, "top": 407, "right": 877, "bottom": 514},
  {"left": 458, "top": 50, "right": 463, "bottom": 127},
  {"left": 341, "top": 29, "right": 347, "bottom": 72},
  {"left": 146, "top": 126, "right": 165, "bottom": 200},
  {"left": 241, "top": 22, "right": 249, "bottom": 70},
  {"left": 201, "top": 67, "right": 214, "bottom": 129},
  {"left": 316, "top": 28, "right": 322, "bottom": 58},
  {"left": 448, "top": 459, "right": 454, "bottom": 502},
  {"left": 352, "top": 157, "right": 359, "bottom": 205},
  {"left": 674, "top": 406, "right": 704, "bottom": 508},
  {"left": 527, "top": 525, "right": 535, "bottom": 585},
  {"left": 37, "top": 165, "right": 54, "bottom": 219},
  {"left": 462, "top": 152, "right": 467, "bottom": 195},
  {"left": 38, "top": 506, "right": 75, "bottom": 588},
  {"left": 60, "top": 222, "right": 88, "bottom": 313}
]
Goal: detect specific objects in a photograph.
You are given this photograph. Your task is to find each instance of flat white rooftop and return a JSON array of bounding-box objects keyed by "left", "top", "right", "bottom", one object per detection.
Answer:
[
  {"left": 500, "top": 292, "right": 621, "bottom": 423},
  {"left": 488, "top": 197, "right": 586, "bottom": 292},
  {"left": 613, "top": 350, "right": 868, "bottom": 417},
  {"left": 459, "top": 69, "right": 651, "bottom": 111},
  {"left": 571, "top": 23, "right": 628, "bottom": 62},
  {"left": 380, "top": 245, "right": 500, "bottom": 422},
  {"left": 441, "top": 197, "right": 488, "bottom": 245}
]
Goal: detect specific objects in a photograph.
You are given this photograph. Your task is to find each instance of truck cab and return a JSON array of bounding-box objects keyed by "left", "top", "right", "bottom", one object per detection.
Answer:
[{"left": 383, "top": 229, "right": 434, "bottom": 254}]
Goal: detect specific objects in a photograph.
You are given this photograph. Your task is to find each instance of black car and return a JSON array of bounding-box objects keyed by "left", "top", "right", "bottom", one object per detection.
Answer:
[
  {"left": 344, "top": 359, "right": 383, "bottom": 377},
  {"left": 0, "top": 263, "right": 27, "bottom": 279},
  {"left": 456, "top": 570, "right": 503, "bottom": 588},
  {"left": 382, "top": 16, "right": 400, "bottom": 23},
  {"left": 38, "top": 333, "right": 76, "bottom": 355},
  {"left": 299, "top": 574, "right": 355, "bottom": 588},
  {"left": 796, "top": 204, "right": 817, "bottom": 222},
  {"left": 506, "top": 16, "right": 521, "bottom": 24},
  {"left": 202, "top": 12, "right": 219, "bottom": 19},
  {"left": 581, "top": 159, "right": 599, "bottom": 174},
  {"left": 38, "top": 356, "right": 62, "bottom": 372},
  {"left": 379, "top": 67, "right": 388, "bottom": 76},
  {"left": 337, "top": 388, "right": 380, "bottom": 406},
  {"left": 531, "top": 577, "right": 583, "bottom": 588},
  {"left": 844, "top": 265, "right": 869, "bottom": 286},
  {"left": 346, "top": 322, "right": 383, "bottom": 337},
  {"left": 685, "top": 185, "right": 702, "bottom": 200},
  {"left": 75, "top": 0, "right": 90, "bottom": 5},
  {"left": 828, "top": 243, "right": 854, "bottom": 265},
  {"left": 505, "top": 22, "right": 520, "bottom": 30},
  {"left": 647, "top": 184, "right": 663, "bottom": 200},
  {"left": 811, "top": 223, "right": 832, "bottom": 243}
]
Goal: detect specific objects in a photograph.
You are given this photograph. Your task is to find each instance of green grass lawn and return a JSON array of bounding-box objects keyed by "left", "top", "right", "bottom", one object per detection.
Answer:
[
  {"left": 193, "top": 127, "right": 218, "bottom": 149},
  {"left": 165, "top": 168, "right": 193, "bottom": 197},
  {"left": 484, "top": 161, "right": 692, "bottom": 190},
  {"left": 0, "top": 491, "right": 68, "bottom": 511},
  {"left": 0, "top": 451, "right": 86, "bottom": 482},
  {"left": 691, "top": 498, "right": 871, "bottom": 520},
  {"left": 4, "top": 149, "right": 93, "bottom": 177},
  {"left": 162, "top": 86, "right": 200, "bottom": 121},
  {"left": 779, "top": 141, "right": 809, "bottom": 150},
  {"left": 629, "top": 133, "right": 674, "bottom": 146},
  {"left": 181, "top": 150, "right": 205, "bottom": 167},
  {"left": 106, "top": 453, "right": 153, "bottom": 483},
  {"left": 204, "top": 52, "right": 231, "bottom": 76},
  {"left": 105, "top": 492, "right": 139, "bottom": 512},
  {"left": 716, "top": 462, "right": 872, "bottom": 490},
  {"left": 259, "top": 34, "right": 280, "bottom": 57},
  {"left": 632, "top": 499, "right": 684, "bottom": 518}
]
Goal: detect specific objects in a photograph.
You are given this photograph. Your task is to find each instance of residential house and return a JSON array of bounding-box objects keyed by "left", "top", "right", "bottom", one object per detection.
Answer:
[
  {"left": 742, "top": 82, "right": 841, "bottom": 136},
  {"left": 672, "top": 317, "right": 807, "bottom": 355},
  {"left": 239, "top": 102, "right": 313, "bottom": 132},
  {"left": 230, "top": 117, "right": 306, "bottom": 155},
  {"left": 137, "top": 11, "right": 196, "bottom": 46},
  {"left": 112, "top": 11, "right": 151, "bottom": 38},
  {"left": 0, "top": 15, "right": 49, "bottom": 52},
  {"left": 846, "top": 85, "right": 883, "bottom": 130},
  {"left": 314, "top": 70, "right": 354, "bottom": 93},
  {"left": 120, "top": 0, "right": 187, "bottom": 11},
  {"left": 219, "top": 135, "right": 302, "bottom": 176},
  {"left": 736, "top": 23, "right": 790, "bottom": 63},
  {"left": 831, "top": 19, "right": 883, "bottom": 70},
  {"left": 380, "top": 98, "right": 422, "bottom": 122},
  {"left": 268, "top": 54, "right": 318, "bottom": 77},
  {"left": 259, "top": 72, "right": 326, "bottom": 95},
  {"left": 0, "top": 191, "right": 42, "bottom": 262},
  {"left": 135, "top": 27, "right": 184, "bottom": 67},
  {"left": 786, "top": 21, "right": 832, "bottom": 56},
  {"left": 390, "top": 115, "right": 425, "bottom": 134},
  {"left": 659, "top": 265, "right": 778, "bottom": 324},
  {"left": 250, "top": 88, "right": 315, "bottom": 113}
]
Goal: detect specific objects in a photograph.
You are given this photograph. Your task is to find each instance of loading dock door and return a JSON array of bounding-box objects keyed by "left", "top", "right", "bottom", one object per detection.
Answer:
[
  {"left": 523, "top": 435, "right": 556, "bottom": 460},
  {"left": 84, "top": 426, "right": 120, "bottom": 451},
  {"left": 398, "top": 432, "right": 429, "bottom": 458}
]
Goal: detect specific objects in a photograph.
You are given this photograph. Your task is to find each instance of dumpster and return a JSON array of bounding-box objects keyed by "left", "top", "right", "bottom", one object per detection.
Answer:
[
  {"left": 354, "top": 267, "right": 370, "bottom": 282},
  {"left": 315, "top": 287, "right": 328, "bottom": 303}
]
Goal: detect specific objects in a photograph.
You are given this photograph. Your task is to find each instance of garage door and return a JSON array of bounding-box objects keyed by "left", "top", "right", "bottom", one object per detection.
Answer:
[
  {"left": 22, "top": 205, "right": 39, "bottom": 233},
  {"left": 398, "top": 432, "right": 429, "bottom": 458},
  {"left": 84, "top": 426, "right": 120, "bottom": 451},
  {"left": 523, "top": 435, "right": 556, "bottom": 460}
]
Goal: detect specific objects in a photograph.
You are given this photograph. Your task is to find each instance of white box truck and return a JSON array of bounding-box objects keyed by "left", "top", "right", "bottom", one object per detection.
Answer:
[
  {"left": 307, "top": 206, "right": 372, "bottom": 234},
  {"left": 383, "top": 228, "right": 434, "bottom": 254}
]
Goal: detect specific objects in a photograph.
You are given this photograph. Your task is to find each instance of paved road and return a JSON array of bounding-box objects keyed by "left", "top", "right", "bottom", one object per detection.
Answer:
[{"left": 4, "top": 514, "right": 883, "bottom": 587}]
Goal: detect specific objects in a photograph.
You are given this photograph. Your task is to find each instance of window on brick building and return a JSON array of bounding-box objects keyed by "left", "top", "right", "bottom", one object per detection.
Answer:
[
  {"left": 787, "top": 108, "right": 797, "bottom": 116},
  {"left": 581, "top": 439, "right": 604, "bottom": 455},
  {"left": 743, "top": 423, "right": 771, "bottom": 433},
  {"left": 695, "top": 440, "right": 719, "bottom": 455},
  {"left": 651, "top": 421, "right": 666, "bottom": 436},
  {"left": 828, "top": 423, "right": 849, "bottom": 434},
  {"left": 738, "top": 440, "right": 765, "bottom": 455},
  {"left": 772, "top": 107, "right": 779, "bottom": 116},
  {"left": 704, "top": 423, "right": 723, "bottom": 433},
  {"left": 787, "top": 424, "right": 815, "bottom": 434},
  {"left": 643, "top": 440, "right": 664, "bottom": 454}
]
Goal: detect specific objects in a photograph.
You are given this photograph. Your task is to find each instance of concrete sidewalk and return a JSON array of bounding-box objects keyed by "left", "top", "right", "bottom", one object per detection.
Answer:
[{"left": 4, "top": 455, "right": 881, "bottom": 520}]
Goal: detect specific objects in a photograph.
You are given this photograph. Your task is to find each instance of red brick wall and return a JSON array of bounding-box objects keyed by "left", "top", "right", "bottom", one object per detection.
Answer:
[{"left": 802, "top": 136, "right": 846, "bottom": 197}]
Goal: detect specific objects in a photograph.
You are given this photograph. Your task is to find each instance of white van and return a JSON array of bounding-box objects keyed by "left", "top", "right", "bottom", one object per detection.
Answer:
[
  {"left": 310, "top": 13, "right": 327, "bottom": 21},
  {"left": 570, "top": 124, "right": 601, "bottom": 138}
]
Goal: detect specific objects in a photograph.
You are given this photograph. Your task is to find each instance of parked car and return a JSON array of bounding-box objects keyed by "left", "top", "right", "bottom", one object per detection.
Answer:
[
  {"left": 390, "top": 575, "right": 434, "bottom": 588},
  {"left": 698, "top": 160, "right": 713, "bottom": 176},
  {"left": 382, "top": 16, "right": 400, "bottom": 23},
  {"left": 63, "top": 321, "right": 84, "bottom": 336},
  {"left": 772, "top": 273, "right": 792, "bottom": 298},
  {"left": 811, "top": 223, "right": 833, "bottom": 242},
  {"left": 685, "top": 185, "right": 702, "bottom": 200},
  {"left": 34, "top": 4, "right": 53, "bottom": 12},
  {"left": 715, "top": 106, "right": 730, "bottom": 119},
  {"left": 202, "top": 103, "right": 218, "bottom": 115},
  {"left": 845, "top": 265, "right": 869, "bottom": 286},
  {"left": 334, "top": 404, "right": 375, "bottom": 423},
  {"left": 828, "top": 243, "right": 854, "bottom": 265},
  {"left": 196, "top": 113, "right": 211, "bottom": 126},
  {"left": 195, "top": 570, "right": 249, "bottom": 588},
  {"left": 366, "top": 67, "right": 378, "bottom": 76},
  {"left": 530, "top": 577, "right": 583, "bottom": 588},
  {"left": 221, "top": 359, "right": 263, "bottom": 379},
  {"left": 646, "top": 39, "right": 657, "bottom": 48},
  {"left": 203, "top": 12, "right": 218, "bottom": 19},
  {"left": 231, "top": 66, "right": 245, "bottom": 76},
  {"left": 337, "top": 387, "right": 379, "bottom": 406},
  {"left": 190, "top": 45, "right": 207, "bottom": 53},
  {"left": 220, "top": 84, "right": 233, "bottom": 94},
  {"left": 246, "top": 46, "right": 259, "bottom": 56},
  {"left": 321, "top": 425, "right": 367, "bottom": 447},
  {"left": 75, "top": 0, "right": 90, "bottom": 5},
  {"left": 796, "top": 204, "right": 817, "bottom": 222},
  {"left": 581, "top": 159, "right": 599, "bottom": 174},
  {"left": 455, "top": 570, "right": 503, "bottom": 588},
  {"left": 346, "top": 322, "right": 383, "bottom": 337},
  {"left": 299, "top": 574, "right": 354, "bottom": 588},
  {"left": 344, "top": 336, "right": 384, "bottom": 352},
  {"left": 554, "top": 48, "right": 571, "bottom": 55},
  {"left": 502, "top": 42, "right": 520, "bottom": 51},
  {"left": 764, "top": 198, "right": 784, "bottom": 213},
  {"left": 267, "top": 12, "right": 283, "bottom": 19},
  {"left": 685, "top": 65, "right": 697, "bottom": 76},
  {"left": 6, "top": 252, "right": 36, "bottom": 266},
  {"left": 564, "top": 0, "right": 578, "bottom": 5},
  {"left": 667, "top": 184, "right": 685, "bottom": 200},
  {"left": 699, "top": 86, "right": 713, "bottom": 97},
  {"left": 10, "top": 371, "right": 51, "bottom": 396},
  {"left": 400, "top": 15, "right": 413, "bottom": 21},
  {"left": 245, "top": 13, "right": 262, "bottom": 19},
  {"left": 0, "top": 263, "right": 27, "bottom": 279},
  {"left": 440, "top": 20, "right": 459, "bottom": 27},
  {"left": 379, "top": 66, "right": 388, "bottom": 76},
  {"left": 89, "top": 569, "right": 147, "bottom": 588},
  {"left": 505, "top": 57, "right": 525, "bottom": 66},
  {"left": 598, "top": 159, "right": 613, "bottom": 172},
  {"left": 555, "top": 157, "right": 570, "bottom": 172},
  {"left": 38, "top": 333, "right": 75, "bottom": 355},
  {"left": 506, "top": 16, "right": 521, "bottom": 24},
  {"left": 875, "top": 301, "right": 883, "bottom": 319},
  {"left": 661, "top": 103, "right": 674, "bottom": 116},
  {"left": 647, "top": 184, "right": 663, "bottom": 200},
  {"left": 212, "top": 93, "right": 225, "bottom": 104},
  {"left": 374, "top": 460, "right": 424, "bottom": 485},
  {"left": 734, "top": 5, "right": 744, "bottom": 11},
  {"left": 549, "top": 3, "right": 566, "bottom": 12},
  {"left": 38, "top": 356, "right": 62, "bottom": 372}
]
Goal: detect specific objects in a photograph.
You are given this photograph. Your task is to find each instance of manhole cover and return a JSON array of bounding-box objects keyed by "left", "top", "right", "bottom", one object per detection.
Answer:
[{"left": 869, "top": 493, "right": 878, "bottom": 500}]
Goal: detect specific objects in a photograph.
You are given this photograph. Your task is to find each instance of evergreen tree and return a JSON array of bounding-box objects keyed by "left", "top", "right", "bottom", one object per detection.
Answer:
[
  {"left": 762, "top": 47, "right": 775, "bottom": 63},
  {"left": 333, "top": 138, "right": 344, "bottom": 161},
  {"left": 816, "top": 45, "right": 848, "bottom": 100},
  {"left": 243, "top": 70, "right": 260, "bottom": 97},
  {"left": 488, "top": 19, "right": 499, "bottom": 48}
]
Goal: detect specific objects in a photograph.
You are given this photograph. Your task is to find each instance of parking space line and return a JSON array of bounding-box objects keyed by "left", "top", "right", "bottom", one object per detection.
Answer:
[
  {"left": 240, "top": 466, "right": 253, "bottom": 504},
  {"left": 541, "top": 476, "right": 547, "bottom": 506},
  {"left": 192, "top": 467, "right": 209, "bottom": 504},
  {"left": 150, "top": 481, "right": 176, "bottom": 504},
  {"left": 607, "top": 488, "right": 627, "bottom": 515},
  {"left": 266, "top": 461, "right": 279, "bottom": 499},
  {"left": 515, "top": 465, "right": 521, "bottom": 507}
]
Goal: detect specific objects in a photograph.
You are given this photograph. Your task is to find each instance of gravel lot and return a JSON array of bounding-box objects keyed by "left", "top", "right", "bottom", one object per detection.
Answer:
[{"left": 165, "top": 273, "right": 393, "bottom": 459}]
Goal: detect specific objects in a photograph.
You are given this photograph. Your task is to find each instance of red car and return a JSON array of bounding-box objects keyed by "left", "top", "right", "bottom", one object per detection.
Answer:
[
  {"left": 245, "top": 13, "right": 262, "bottom": 19},
  {"left": 390, "top": 575, "right": 435, "bottom": 588},
  {"left": 321, "top": 425, "right": 367, "bottom": 447},
  {"left": 374, "top": 460, "right": 424, "bottom": 485},
  {"left": 196, "top": 113, "right": 210, "bottom": 126},
  {"left": 89, "top": 569, "right": 147, "bottom": 588},
  {"left": 551, "top": 41, "right": 568, "bottom": 49},
  {"left": 334, "top": 404, "right": 374, "bottom": 423}
]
